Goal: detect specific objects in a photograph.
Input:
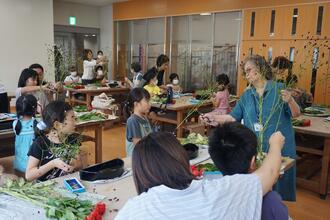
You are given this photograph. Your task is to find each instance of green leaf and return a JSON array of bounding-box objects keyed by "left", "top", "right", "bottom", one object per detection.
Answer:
[
  {"left": 65, "top": 210, "right": 76, "bottom": 220},
  {"left": 5, "top": 179, "right": 13, "bottom": 188},
  {"left": 18, "top": 178, "right": 25, "bottom": 187},
  {"left": 48, "top": 207, "right": 56, "bottom": 217}
]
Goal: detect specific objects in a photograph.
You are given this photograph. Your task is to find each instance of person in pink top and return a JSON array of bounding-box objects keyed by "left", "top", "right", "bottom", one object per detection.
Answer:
[{"left": 211, "top": 74, "right": 230, "bottom": 115}]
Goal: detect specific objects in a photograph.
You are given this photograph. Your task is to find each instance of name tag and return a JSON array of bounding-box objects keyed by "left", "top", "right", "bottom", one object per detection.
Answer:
[{"left": 254, "top": 123, "right": 263, "bottom": 132}]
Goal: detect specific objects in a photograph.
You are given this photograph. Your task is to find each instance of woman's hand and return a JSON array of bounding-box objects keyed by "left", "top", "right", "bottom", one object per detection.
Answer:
[
  {"left": 281, "top": 90, "right": 293, "bottom": 103},
  {"left": 269, "top": 131, "right": 285, "bottom": 150},
  {"left": 199, "top": 113, "right": 218, "bottom": 126},
  {"left": 282, "top": 89, "right": 301, "bottom": 117},
  {"left": 52, "top": 158, "right": 74, "bottom": 172}
]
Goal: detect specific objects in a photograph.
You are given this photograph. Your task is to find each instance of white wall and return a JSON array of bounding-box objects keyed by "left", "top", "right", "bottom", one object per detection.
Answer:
[
  {"left": 53, "top": 1, "right": 100, "bottom": 28},
  {"left": 83, "top": 36, "right": 98, "bottom": 55},
  {"left": 0, "top": 0, "right": 54, "bottom": 94},
  {"left": 100, "top": 5, "right": 114, "bottom": 79}
]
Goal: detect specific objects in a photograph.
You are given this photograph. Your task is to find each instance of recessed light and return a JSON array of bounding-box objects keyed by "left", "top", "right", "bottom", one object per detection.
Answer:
[
  {"left": 92, "top": 34, "right": 96, "bottom": 37},
  {"left": 84, "top": 34, "right": 89, "bottom": 37},
  {"left": 200, "top": 12, "right": 211, "bottom": 16}
]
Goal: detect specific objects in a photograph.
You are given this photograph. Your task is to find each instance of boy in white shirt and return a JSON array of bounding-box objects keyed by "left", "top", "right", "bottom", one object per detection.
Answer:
[{"left": 64, "top": 66, "right": 82, "bottom": 85}]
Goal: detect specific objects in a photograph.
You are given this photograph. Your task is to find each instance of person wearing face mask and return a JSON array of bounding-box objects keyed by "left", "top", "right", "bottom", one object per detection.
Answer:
[
  {"left": 143, "top": 71, "right": 162, "bottom": 97},
  {"left": 167, "top": 73, "right": 182, "bottom": 94},
  {"left": 95, "top": 65, "right": 107, "bottom": 86},
  {"left": 96, "top": 50, "right": 108, "bottom": 76},
  {"left": 64, "top": 66, "right": 82, "bottom": 85}
]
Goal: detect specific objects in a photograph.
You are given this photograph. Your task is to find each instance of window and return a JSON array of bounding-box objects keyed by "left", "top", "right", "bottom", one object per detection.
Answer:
[
  {"left": 316, "top": 6, "right": 324, "bottom": 35},
  {"left": 289, "top": 47, "right": 295, "bottom": 62},
  {"left": 310, "top": 47, "right": 319, "bottom": 96},
  {"left": 270, "top": 10, "right": 276, "bottom": 35},
  {"left": 291, "top": 8, "right": 298, "bottom": 35},
  {"left": 250, "top": 12, "right": 255, "bottom": 37},
  {"left": 248, "top": 48, "right": 253, "bottom": 55}
]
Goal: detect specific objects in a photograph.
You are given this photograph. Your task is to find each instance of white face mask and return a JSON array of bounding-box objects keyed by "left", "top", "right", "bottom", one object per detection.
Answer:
[
  {"left": 71, "top": 71, "right": 77, "bottom": 77},
  {"left": 97, "top": 54, "right": 102, "bottom": 59},
  {"left": 173, "top": 79, "right": 179, "bottom": 85},
  {"left": 154, "top": 79, "right": 158, "bottom": 85},
  {"left": 97, "top": 70, "right": 103, "bottom": 76}
]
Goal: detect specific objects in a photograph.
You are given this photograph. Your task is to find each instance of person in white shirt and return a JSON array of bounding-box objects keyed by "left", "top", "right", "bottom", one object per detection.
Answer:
[
  {"left": 125, "top": 62, "right": 143, "bottom": 88},
  {"left": 166, "top": 73, "right": 183, "bottom": 94},
  {"left": 82, "top": 49, "right": 102, "bottom": 85},
  {"left": 115, "top": 130, "right": 285, "bottom": 220},
  {"left": 64, "top": 66, "right": 82, "bottom": 85}
]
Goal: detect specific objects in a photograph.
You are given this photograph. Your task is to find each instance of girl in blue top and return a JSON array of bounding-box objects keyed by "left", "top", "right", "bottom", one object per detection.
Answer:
[
  {"left": 13, "top": 94, "right": 38, "bottom": 172},
  {"left": 201, "top": 55, "right": 300, "bottom": 201}
]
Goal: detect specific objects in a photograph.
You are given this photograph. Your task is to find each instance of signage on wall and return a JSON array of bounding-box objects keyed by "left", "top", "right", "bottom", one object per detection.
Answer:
[{"left": 69, "top": 16, "right": 76, "bottom": 25}]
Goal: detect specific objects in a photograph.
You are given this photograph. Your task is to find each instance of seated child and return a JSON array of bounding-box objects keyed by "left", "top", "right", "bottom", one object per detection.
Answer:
[
  {"left": 124, "top": 88, "right": 153, "bottom": 156},
  {"left": 211, "top": 74, "right": 230, "bottom": 115},
  {"left": 208, "top": 122, "right": 289, "bottom": 220},
  {"left": 143, "top": 71, "right": 162, "bottom": 97},
  {"left": 125, "top": 62, "right": 143, "bottom": 89},
  {"left": 13, "top": 95, "right": 38, "bottom": 172},
  {"left": 95, "top": 65, "right": 107, "bottom": 86},
  {"left": 64, "top": 66, "right": 82, "bottom": 85},
  {"left": 25, "top": 101, "right": 81, "bottom": 181},
  {"left": 166, "top": 73, "right": 182, "bottom": 94}
]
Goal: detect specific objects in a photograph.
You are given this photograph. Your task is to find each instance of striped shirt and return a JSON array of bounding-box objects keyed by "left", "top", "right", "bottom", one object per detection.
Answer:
[{"left": 115, "top": 174, "right": 262, "bottom": 220}]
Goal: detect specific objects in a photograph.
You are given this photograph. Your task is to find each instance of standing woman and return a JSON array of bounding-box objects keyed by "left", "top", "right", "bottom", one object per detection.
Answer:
[
  {"left": 82, "top": 49, "right": 102, "bottom": 85},
  {"left": 201, "top": 55, "right": 300, "bottom": 201},
  {"left": 143, "top": 54, "right": 169, "bottom": 87}
]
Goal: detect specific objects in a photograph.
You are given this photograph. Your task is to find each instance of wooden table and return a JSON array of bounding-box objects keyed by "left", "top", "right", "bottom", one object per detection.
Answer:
[
  {"left": 65, "top": 87, "right": 130, "bottom": 108},
  {"left": 151, "top": 96, "right": 213, "bottom": 138},
  {"left": 293, "top": 116, "right": 330, "bottom": 199},
  {"left": 0, "top": 119, "right": 114, "bottom": 164}
]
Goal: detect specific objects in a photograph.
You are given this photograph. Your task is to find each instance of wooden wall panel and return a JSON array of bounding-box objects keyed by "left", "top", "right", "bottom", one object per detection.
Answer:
[{"left": 113, "top": 0, "right": 326, "bottom": 20}]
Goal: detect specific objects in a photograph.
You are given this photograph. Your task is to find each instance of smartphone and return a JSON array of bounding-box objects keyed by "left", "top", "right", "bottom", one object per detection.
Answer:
[{"left": 64, "top": 178, "right": 86, "bottom": 193}]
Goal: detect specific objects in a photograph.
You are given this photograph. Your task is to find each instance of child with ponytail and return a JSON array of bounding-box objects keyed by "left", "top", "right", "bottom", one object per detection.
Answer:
[{"left": 13, "top": 94, "right": 38, "bottom": 172}]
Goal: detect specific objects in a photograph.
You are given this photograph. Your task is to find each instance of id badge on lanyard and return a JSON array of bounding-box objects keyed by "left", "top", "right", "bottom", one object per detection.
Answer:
[
  {"left": 254, "top": 122, "right": 263, "bottom": 132},
  {"left": 253, "top": 93, "right": 263, "bottom": 132}
]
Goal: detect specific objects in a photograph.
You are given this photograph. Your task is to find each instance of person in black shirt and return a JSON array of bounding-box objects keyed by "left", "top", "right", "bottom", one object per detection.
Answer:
[
  {"left": 143, "top": 54, "right": 169, "bottom": 87},
  {"left": 26, "top": 101, "right": 81, "bottom": 181}
]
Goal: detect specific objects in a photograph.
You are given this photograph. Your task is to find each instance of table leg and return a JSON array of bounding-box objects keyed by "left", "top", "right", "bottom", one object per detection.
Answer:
[
  {"left": 319, "top": 138, "right": 330, "bottom": 198},
  {"left": 176, "top": 110, "right": 184, "bottom": 138},
  {"left": 95, "top": 126, "right": 103, "bottom": 164},
  {"left": 86, "top": 94, "right": 92, "bottom": 108},
  {"left": 68, "top": 91, "right": 73, "bottom": 106}
]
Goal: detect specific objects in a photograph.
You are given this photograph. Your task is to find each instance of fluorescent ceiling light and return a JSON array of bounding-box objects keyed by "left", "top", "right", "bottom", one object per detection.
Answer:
[{"left": 200, "top": 12, "right": 211, "bottom": 16}]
